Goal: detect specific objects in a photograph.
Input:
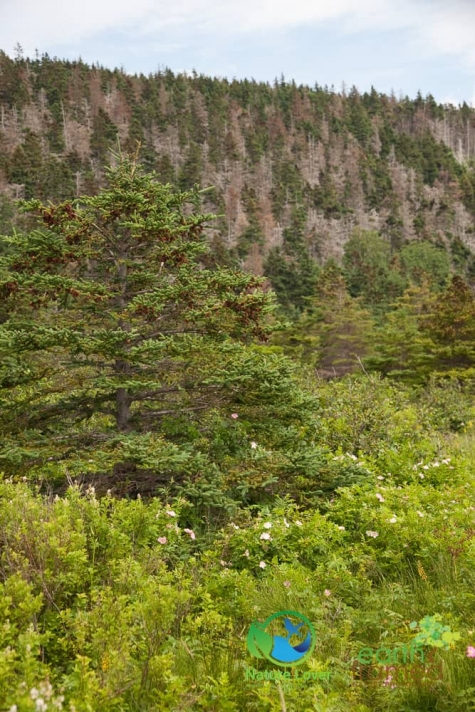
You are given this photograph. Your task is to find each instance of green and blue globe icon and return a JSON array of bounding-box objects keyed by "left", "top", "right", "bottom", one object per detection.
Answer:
[{"left": 247, "top": 610, "right": 316, "bottom": 667}]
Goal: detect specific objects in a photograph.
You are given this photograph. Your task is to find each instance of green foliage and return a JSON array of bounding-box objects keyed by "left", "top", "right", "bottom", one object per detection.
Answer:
[
  {"left": 272, "top": 262, "right": 376, "bottom": 376},
  {"left": 0, "top": 156, "right": 337, "bottom": 519},
  {"left": 0, "top": 156, "right": 279, "bottom": 489},
  {"left": 271, "top": 160, "right": 304, "bottom": 222},
  {"left": 237, "top": 222, "right": 264, "bottom": 258},
  {"left": 414, "top": 376, "right": 475, "bottom": 433},
  {"left": 0, "top": 481, "right": 199, "bottom": 711},
  {"left": 237, "top": 184, "right": 265, "bottom": 257},
  {"left": 3, "top": 455, "right": 475, "bottom": 710},
  {"left": 399, "top": 240, "right": 450, "bottom": 290},
  {"left": 342, "top": 229, "right": 406, "bottom": 312},
  {"left": 417, "top": 275, "right": 475, "bottom": 380},
  {"left": 450, "top": 236, "right": 475, "bottom": 280},
  {"left": 39, "top": 157, "right": 76, "bottom": 201},
  {"left": 1, "top": 360, "right": 475, "bottom": 709},
  {"left": 313, "top": 291, "right": 375, "bottom": 378},
  {"left": 365, "top": 280, "right": 437, "bottom": 383},
  {"left": 310, "top": 170, "right": 347, "bottom": 218},
  {"left": 460, "top": 166, "right": 475, "bottom": 216},
  {"left": 7, "top": 130, "right": 44, "bottom": 200},
  {"left": 155, "top": 153, "right": 175, "bottom": 185},
  {"left": 0, "top": 50, "right": 30, "bottom": 107},
  {"left": 178, "top": 142, "right": 203, "bottom": 190},
  {"left": 282, "top": 204, "right": 308, "bottom": 255},
  {"left": 90, "top": 108, "right": 118, "bottom": 162},
  {"left": 367, "top": 274, "right": 475, "bottom": 385},
  {"left": 0, "top": 194, "right": 16, "bottom": 238},
  {"left": 345, "top": 88, "right": 373, "bottom": 146},
  {"left": 317, "top": 373, "right": 410, "bottom": 456},
  {"left": 244, "top": 125, "right": 269, "bottom": 164},
  {"left": 365, "top": 155, "right": 393, "bottom": 210},
  {"left": 264, "top": 248, "right": 320, "bottom": 314},
  {"left": 395, "top": 131, "right": 462, "bottom": 187}
]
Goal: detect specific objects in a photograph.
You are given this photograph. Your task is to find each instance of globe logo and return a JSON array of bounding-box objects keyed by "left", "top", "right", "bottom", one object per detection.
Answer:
[{"left": 247, "top": 610, "right": 316, "bottom": 667}]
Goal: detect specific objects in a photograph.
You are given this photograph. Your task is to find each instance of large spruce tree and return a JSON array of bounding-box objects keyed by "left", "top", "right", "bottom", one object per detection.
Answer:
[{"left": 0, "top": 153, "right": 291, "bottom": 492}]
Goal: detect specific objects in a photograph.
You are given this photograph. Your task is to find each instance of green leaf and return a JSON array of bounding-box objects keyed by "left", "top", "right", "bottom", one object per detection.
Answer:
[{"left": 247, "top": 622, "right": 273, "bottom": 660}]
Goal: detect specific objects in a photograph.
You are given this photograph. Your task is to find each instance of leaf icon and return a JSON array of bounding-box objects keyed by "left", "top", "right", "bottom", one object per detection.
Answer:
[{"left": 247, "top": 622, "right": 274, "bottom": 660}]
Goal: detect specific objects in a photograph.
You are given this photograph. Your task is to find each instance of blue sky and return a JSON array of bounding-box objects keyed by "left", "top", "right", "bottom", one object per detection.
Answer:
[{"left": 2, "top": 0, "right": 475, "bottom": 105}]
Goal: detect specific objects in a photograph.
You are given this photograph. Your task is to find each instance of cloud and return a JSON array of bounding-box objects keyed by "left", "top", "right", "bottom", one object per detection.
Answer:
[
  {"left": 2, "top": 0, "right": 475, "bottom": 73},
  {"left": 1, "top": 0, "right": 156, "bottom": 50},
  {"left": 416, "top": 0, "right": 475, "bottom": 67},
  {"left": 0, "top": 0, "right": 418, "bottom": 44}
]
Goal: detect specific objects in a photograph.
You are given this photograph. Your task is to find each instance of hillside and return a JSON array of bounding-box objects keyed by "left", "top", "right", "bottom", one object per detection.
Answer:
[{"left": 2, "top": 50, "right": 475, "bottom": 289}]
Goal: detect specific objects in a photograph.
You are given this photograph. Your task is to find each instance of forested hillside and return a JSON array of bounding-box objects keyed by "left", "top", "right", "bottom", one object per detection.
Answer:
[{"left": 2, "top": 49, "right": 475, "bottom": 308}]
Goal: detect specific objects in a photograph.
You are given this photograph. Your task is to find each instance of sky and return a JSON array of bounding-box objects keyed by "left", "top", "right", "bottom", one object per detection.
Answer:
[{"left": 1, "top": 0, "right": 475, "bottom": 105}]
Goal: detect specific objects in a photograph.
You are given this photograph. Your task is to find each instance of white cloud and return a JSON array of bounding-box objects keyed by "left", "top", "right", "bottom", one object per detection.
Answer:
[
  {"left": 0, "top": 0, "right": 157, "bottom": 50},
  {"left": 2, "top": 0, "right": 475, "bottom": 71},
  {"left": 418, "top": 1, "right": 475, "bottom": 67}
]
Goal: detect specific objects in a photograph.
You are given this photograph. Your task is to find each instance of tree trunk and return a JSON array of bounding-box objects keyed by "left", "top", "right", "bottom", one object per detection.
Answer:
[
  {"left": 115, "top": 257, "right": 132, "bottom": 431},
  {"left": 116, "top": 381, "right": 131, "bottom": 431}
]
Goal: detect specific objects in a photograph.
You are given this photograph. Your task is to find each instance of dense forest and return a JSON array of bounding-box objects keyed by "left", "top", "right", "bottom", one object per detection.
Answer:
[
  {"left": 2, "top": 49, "right": 475, "bottom": 303},
  {"left": 2, "top": 50, "right": 475, "bottom": 711}
]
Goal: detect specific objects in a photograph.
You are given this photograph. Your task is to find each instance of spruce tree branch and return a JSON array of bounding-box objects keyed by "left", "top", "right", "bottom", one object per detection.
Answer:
[{"left": 139, "top": 405, "right": 209, "bottom": 417}]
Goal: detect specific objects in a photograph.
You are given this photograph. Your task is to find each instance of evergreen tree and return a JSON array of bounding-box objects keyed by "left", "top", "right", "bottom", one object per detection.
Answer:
[
  {"left": 264, "top": 248, "right": 319, "bottom": 314},
  {"left": 90, "top": 108, "right": 118, "bottom": 162},
  {"left": 0, "top": 50, "right": 29, "bottom": 107},
  {"left": 0, "top": 195, "right": 15, "bottom": 239},
  {"left": 178, "top": 143, "right": 202, "bottom": 190},
  {"left": 0, "top": 155, "right": 284, "bottom": 488},
  {"left": 419, "top": 275, "right": 475, "bottom": 381},
  {"left": 342, "top": 229, "right": 405, "bottom": 313},
  {"left": 365, "top": 279, "right": 436, "bottom": 384},
  {"left": 309, "top": 262, "right": 374, "bottom": 376},
  {"left": 7, "top": 130, "right": 43, "bottom": 200},
  {"left": 367, "top": 272, "right": 475, "bottom": 384},
  {"left": 271, "top": 260, "right": 375, "bottom": 376},
  {"left": 238, "top": 184, "right": 264, "bottom": 257},
  {"left": 346, "top": 87, "right": 373, "bottom": 146},
  {"left": 399, "top": 240, "right": 450, "bottom": 290}
]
